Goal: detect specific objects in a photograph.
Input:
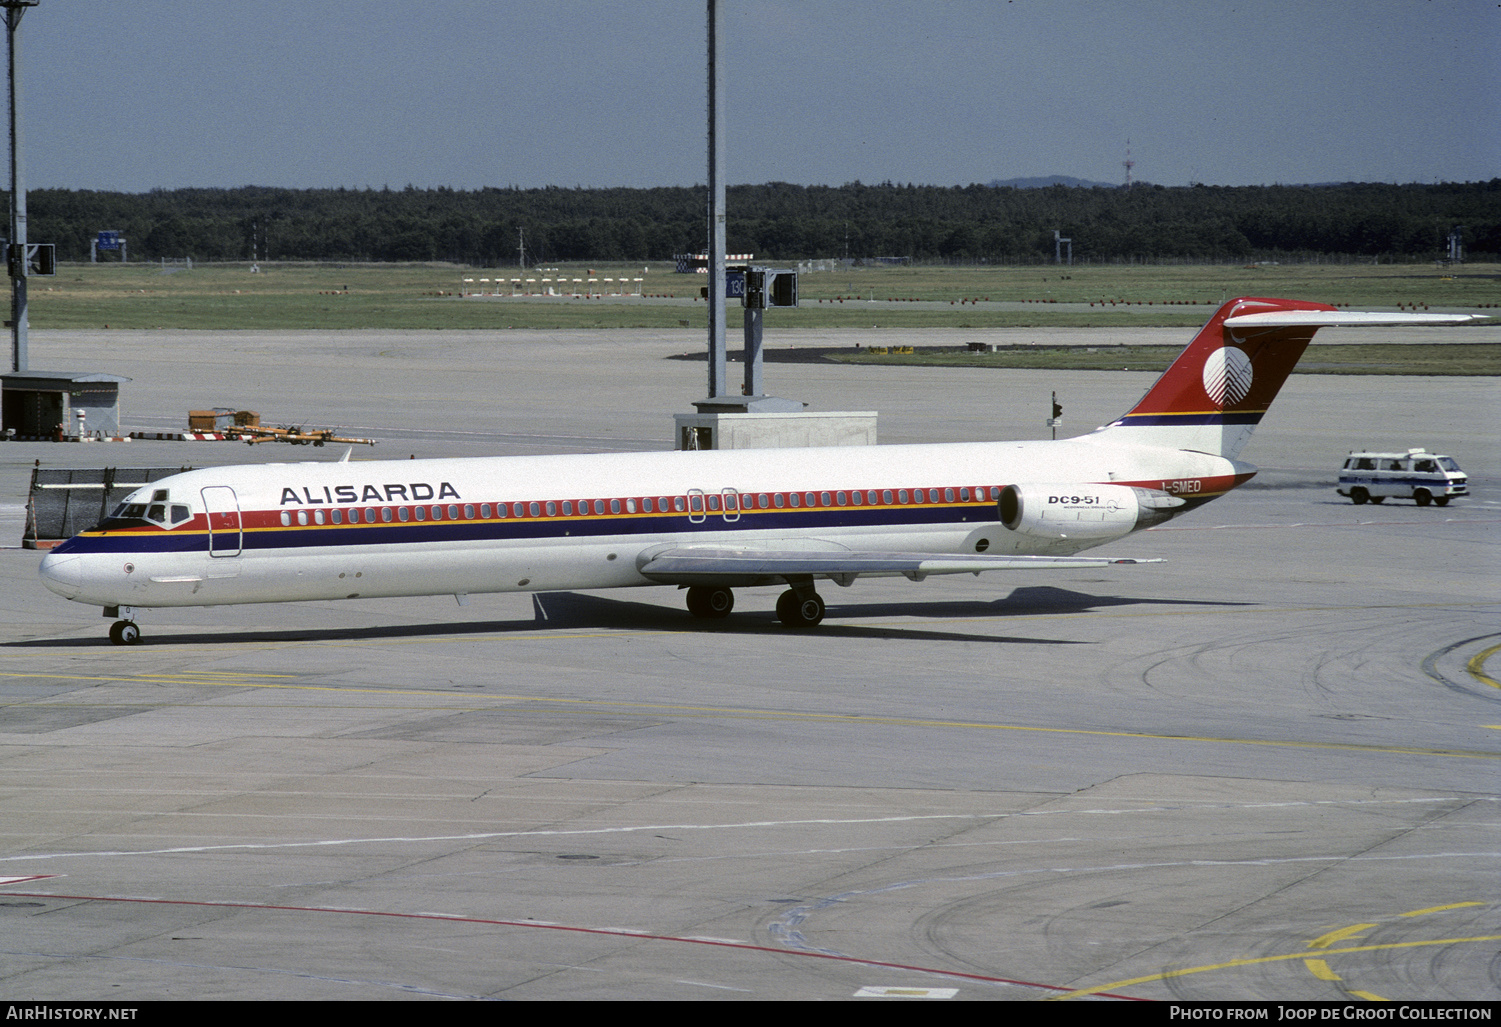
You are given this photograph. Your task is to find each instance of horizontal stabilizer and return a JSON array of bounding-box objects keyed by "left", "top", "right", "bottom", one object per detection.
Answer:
[
  {"left": 1224, "top": 310, "right": 1486, "bottom": 328},
  {"left": 639, "top": 547, "right": 1159, "bottom": 586}
]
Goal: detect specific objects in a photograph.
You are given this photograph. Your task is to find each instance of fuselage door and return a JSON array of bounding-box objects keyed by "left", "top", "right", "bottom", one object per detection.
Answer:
[
  {"left": 201, "top": 486, "right": 242, "bottom": 557},
  {"left": 720, "top": 488, "right": 741, "bottom": 522},
  {"left": 687, "top": 489, "right": 706, "bottom": 524}
]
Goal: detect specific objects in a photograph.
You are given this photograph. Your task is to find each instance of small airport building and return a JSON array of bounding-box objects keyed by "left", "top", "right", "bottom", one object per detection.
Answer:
[{"left": 2, "top": 370, "right": 130, "bottom": 439}]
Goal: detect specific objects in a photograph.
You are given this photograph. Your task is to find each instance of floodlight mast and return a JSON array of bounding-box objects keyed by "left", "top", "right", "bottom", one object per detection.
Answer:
[
  {"left": 4, "top": 0, "right": 36, "bottom": 374},
  {"left": 705, "top": 0, "right": 727, "bottom": 398}
]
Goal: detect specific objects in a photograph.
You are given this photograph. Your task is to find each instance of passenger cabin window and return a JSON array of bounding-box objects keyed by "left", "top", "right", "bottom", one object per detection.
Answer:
[{"left": 1414, "top": 459, "right": 1437, "bottom": 473}]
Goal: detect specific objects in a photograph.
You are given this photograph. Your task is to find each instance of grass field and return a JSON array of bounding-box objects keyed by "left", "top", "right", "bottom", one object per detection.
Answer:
[{"left": 27, "top": 260, "right": 1500, "bottom": 332}]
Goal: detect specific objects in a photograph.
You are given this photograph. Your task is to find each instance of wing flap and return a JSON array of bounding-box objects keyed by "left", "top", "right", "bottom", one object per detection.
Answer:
[{"left": 638, "top": 547, "right": 1159, "bottom": 586}]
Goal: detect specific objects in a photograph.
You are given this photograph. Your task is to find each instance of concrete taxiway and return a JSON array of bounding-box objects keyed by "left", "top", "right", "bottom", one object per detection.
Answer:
[{"left": 0, "top": 326, "right": 1497, "bottom": 1001}]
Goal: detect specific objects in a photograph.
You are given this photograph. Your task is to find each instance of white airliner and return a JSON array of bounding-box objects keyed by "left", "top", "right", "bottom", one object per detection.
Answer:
[{"left": 38, "top": 297, "right": 1481, "bottom": 644}]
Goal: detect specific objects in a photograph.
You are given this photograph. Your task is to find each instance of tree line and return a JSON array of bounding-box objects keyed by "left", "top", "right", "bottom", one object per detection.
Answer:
[{"left": 16, "top": 179, "right": 1499, "bottom": 265}]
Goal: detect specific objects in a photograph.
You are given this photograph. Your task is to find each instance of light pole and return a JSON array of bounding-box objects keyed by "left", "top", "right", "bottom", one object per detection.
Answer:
[{"left": 4, "top": 0, "right": 37, "bottom": 374}]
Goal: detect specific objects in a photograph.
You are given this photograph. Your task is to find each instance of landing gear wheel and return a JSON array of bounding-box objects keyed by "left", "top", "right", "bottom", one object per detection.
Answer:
[
  {"left": 1350, "top": 488, "right": 1368, "bottom": 505},
  {"left": 1434, "top": 496, "right": 1449, "bottom": 507},
  {"left": 776, "top": 589, "right": 825, "bottom": 629},
  {"left": 1369, "top": 496, "right": 1384, "bottom": 503},
  {"left": 1415, "top": 490, "right": 1433, "bottom": 507},
  {"left": 109, "top": 620, "right": 140, "bottom": 646},
  {"left": 686, "top": 585, "right": 734, "bottom": 619}
]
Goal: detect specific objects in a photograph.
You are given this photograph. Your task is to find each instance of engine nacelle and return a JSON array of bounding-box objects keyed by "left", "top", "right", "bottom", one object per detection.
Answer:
[{"left": 999, "top": 483, "right": 1185, "bottom": 542}]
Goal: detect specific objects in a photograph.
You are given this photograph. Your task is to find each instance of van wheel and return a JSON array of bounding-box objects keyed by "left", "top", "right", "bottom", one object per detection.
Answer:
[
  {"left": 1350, "top": 488, "right": 1368, "bottom": 505},
  {"left": 1434, "top": 496, "right": 1449, "bottom": 507},
  {"left": 1415, "top": 490, "right": 1432, "bottom": 507}
]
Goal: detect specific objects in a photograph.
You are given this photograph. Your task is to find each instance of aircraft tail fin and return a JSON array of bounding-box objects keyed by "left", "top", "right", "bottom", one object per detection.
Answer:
[{"left": 1093, "top": 297, "right": 1482, "bottom": 460}]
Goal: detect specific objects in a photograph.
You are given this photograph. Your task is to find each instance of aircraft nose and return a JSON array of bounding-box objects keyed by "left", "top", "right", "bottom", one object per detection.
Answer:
[{"left": 39, "top": 551, "right": 83, "bottom": 598}]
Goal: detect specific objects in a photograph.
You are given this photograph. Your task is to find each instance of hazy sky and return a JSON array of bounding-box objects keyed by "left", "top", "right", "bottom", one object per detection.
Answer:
[{"left": 15, "top": 0, "right": 1498, "bottom": 192}]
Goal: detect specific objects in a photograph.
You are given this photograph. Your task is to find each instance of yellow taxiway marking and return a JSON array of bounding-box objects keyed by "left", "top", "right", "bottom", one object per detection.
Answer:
[
  {"left": 1053, "top": 933, "right": 1501, "bottom": 1000},
  {"left": 1303, "top": 958, "right": 1341, "bottom": 981},
  {"left": 1308, "top": 923, "right": 1376, "bottom": 949},
  {"left": 1298, "top": 904, "right": 1490, "bottom": 1001},
  {"left": 1305, "top": 923, "right": 1376, "bottom": 995},
  {"left": 1468, "top": 642, "right": 1501, "bottom": 689},
  {"left": 1, "top": 669, "right": 1497, "bottom": 760},
  {"left": 1401, "top": 901, "right": 1484, "bottom": 917}
]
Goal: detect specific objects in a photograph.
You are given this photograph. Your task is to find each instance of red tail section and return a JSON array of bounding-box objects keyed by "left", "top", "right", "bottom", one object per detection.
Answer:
[{"left": 1099, "top": 297, "right": 1336, "bottom": 458}]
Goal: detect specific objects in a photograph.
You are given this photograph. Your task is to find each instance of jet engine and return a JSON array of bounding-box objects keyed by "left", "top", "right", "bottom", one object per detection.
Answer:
[{"left": 999, "top": 484, "right": 1185, "bottom": 542}]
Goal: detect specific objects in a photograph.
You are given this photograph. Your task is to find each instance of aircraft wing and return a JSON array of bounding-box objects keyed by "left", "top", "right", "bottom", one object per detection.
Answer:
[{"left": 637, "top": 547, "right": 1160, "bottom": 587}]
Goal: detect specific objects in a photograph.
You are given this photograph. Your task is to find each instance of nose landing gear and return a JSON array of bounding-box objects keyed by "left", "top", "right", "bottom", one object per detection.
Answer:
[
  {"left": 108, "top": 620, "right": 141, "bottom": 646},
  {"left": 104, "top": 606, "right": 142, "bottom": 645}
]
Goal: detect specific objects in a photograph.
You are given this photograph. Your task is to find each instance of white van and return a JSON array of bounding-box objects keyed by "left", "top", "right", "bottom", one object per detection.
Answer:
[{"left": 1337, "top": 448, "right": 1467, "bottom": 507}]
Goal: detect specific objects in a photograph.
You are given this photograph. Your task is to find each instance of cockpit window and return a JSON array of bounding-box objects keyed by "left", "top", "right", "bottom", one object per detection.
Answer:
[{"left": 103, "top": 499, "right": 193, "bottom": 529}]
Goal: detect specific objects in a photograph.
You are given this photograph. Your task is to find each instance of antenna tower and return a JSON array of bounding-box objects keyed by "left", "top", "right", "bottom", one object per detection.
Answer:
[{"left": 1122, "top": 140, "right": 1135, "bottom": 190}]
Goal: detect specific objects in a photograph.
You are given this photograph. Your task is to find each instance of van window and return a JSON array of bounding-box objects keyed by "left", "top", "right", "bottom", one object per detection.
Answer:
[
  {"left": 1413, "top": 459, "right": 1437, "bottom": 473},
  {"left": 1355, "top": 458, "right": 1376, "bottom": 470}
]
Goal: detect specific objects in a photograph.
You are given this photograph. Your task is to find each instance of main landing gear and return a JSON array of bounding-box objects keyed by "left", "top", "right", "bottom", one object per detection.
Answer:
[
  {"left": 775, "top": 588, "right": 825, "bottom": 629},
  {"left": 685, "top": 585, "right": 735, "bottom": 618},
  {"left": 683, "top": 584, "right": 827, "bottom": 628}
]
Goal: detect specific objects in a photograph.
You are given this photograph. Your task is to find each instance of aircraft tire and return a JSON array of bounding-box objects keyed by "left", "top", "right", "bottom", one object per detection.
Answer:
[
  {"left": 1434, "top": 496, "right": 1449, "bottom": 507},
  {"left": 109, "top": 621, "right": 140, "bottom": 646},
  {"left": 1415, "top": 490, "right": 1433, "bottom": 507},
  {"left": 686, "top": 585, "right": 734, "bottom": 618},
  {"left": 1350, "top": 488, "right": 1369, "bottom": 505},
  {"left": 1370, "top": 496, "right": 1384, "bottom": 503},
  {"left": 776, "top": 589, "right": 825, "bottom": 629}
]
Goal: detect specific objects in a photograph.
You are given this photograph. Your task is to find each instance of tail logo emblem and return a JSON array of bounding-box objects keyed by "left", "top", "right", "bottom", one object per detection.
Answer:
[{"left": 1202, "top": 345, "right": 1253, "bottom": 406}]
